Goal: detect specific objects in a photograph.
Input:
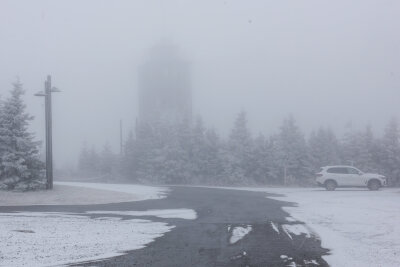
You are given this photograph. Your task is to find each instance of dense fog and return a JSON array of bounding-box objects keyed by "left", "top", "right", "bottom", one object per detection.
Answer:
[{"left": 0, "top": 0, "right": 399, "bottom": 171}]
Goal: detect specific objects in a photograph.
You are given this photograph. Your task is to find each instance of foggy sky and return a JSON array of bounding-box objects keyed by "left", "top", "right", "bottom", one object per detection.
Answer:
[{"left": 0, "top": 0, "right": 399, "bottom": 168}]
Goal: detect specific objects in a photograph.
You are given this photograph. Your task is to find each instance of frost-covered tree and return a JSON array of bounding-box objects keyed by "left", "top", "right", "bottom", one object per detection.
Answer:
[
  {"left": 267, "top": 135, "right": 282, "bottom": 184},
  {"left": 88, "top": 146, "right": 100, "bottom": 174},
  {"left": 99, "top": 142, "right": 115, "bottom": 176},
  {"left": 132, "top": 122, "right": 159, "bottom": 182},
  {"left": 203, "top": 128, "right": 224, "bottom": 184},
  {"left": 0, "top": 80, "right": 45, "bottom": 191},
  {"left": 250, "top": 134, "right": 270, "bottom": 184},
  {"left": 355, "top": 126, "right": 379, "bottom": 172},
  {"left": 191, "top": 117, "right": 208, "bottom": 182},
  {"left": 272, "top": 116, "right": 311, "bottom": 184},
  {"left": 78, "top": 142, "right": 91, "bottom": 174},
  {"left": 380, "top": 118, "right": 400, "bottom": 185},
  {"left": 223, "top": 111, "right": 254, "bottom": 184},
  {"left": 341, "top": 126, "right": 379, "bottom": 172},
  {"left": 77, "top": 144, "right": 101, "bottom": 177},
  {"left": 308, "top": 127, "right": 341, "bottom": 172},
  {"left": 161, "top": 120, "right": 192, "bottom": 184},
  {"left": 121, "top": 130, "right": 137, "bottom": 180}
]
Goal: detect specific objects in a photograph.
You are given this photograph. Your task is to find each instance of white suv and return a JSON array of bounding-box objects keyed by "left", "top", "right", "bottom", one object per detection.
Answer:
[{"left": 316, "top": 166, "right": 387, "bottom": 191}]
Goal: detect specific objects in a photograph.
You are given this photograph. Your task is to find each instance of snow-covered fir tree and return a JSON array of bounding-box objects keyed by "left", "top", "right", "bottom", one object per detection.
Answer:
[
  {"left": 380, "top": 118, "right": 400, "bottom": 185},
  {"left": 133, "top": 122, "right": 159, "bottom": 183},
  {"left": 161, "top": 120, "right": 192, "bottom": 184},
  {"left": 272, "top": 116, "right": 311, "bottom": 184},
  {"left": 190, "top": 116, "right": 208, "bottom": 183},
  {"left": 78, "top": 142, "right": 91, "bottom": 174},
  {"left": 250, "top": 134, "right": 270, "bottom": 184},
  {"left": 82, "top": 112, "right": 400, "bottom": 187},
  {"left": 121, "top": 130, "right": 137, "bottom": 180},
  {"left": 355, "top": 126, "right": 379, "bottom": 172},
  {"left": 78, "top": 144, "right": 102, "bottom": 177},
  {"left": 308, "top": 127, "right": 341, "bottom": 172},
  {"left": 99, "top": 142, "right": 115, "bottom": 176},
  {"left": 341, "top": 125, "right": 379, "bottom": 172},
  {"left": 0, "top": 80, "right": 45, "bottom": 191},
  {"left": 203, "top": 128, "right": 224, "bottom": 184},
  {"left": 223, "top": 111, "right": 254, "bottom": 184}
]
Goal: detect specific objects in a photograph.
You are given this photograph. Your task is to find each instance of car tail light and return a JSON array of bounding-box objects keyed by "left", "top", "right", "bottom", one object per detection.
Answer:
[{"left": 316, "top": 173, "right": 323, "bottom": 177}]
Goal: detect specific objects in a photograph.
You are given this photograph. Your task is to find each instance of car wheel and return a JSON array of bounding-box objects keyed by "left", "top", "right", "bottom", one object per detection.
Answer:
[
  {"left": 325, "top": 180, "right": 337, "bottom": 191},
  {"left": 368, "top": 180, "right": 380, "bottom": 191}
]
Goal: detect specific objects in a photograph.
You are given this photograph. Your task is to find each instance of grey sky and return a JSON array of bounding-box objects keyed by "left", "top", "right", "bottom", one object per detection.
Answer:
[{"left": 0, "top": 0, "right": 399, "bottom": 168}]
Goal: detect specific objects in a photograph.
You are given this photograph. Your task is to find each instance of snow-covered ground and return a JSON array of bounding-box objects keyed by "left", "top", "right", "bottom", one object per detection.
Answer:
[
  {"left": 0, "top": 182, "right": 167, "bottom": 206},
  {"left": 0, "top": 212, "right": 173, "bottom": 267},
  {"left": 87, "top": 209, "right": 197, "bottom": 219},
  {"left": 236, "top": 187, "right": 400, "bottom": 267},
  {"left": 0, "top": 182, "right": 186, "bottom": 266},
  {"left": 55, "top": 182, "right": 169, "bottom": 202}
]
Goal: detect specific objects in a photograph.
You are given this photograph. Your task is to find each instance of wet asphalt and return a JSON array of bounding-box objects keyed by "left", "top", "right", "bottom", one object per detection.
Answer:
[{"left": 0, "top": 186, "right": 330, "bottom": 267}]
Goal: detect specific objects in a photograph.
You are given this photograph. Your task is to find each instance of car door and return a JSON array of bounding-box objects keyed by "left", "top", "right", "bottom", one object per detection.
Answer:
[
  {"left": 334, "top": 167, "right": 352, "bottom": 186},
  {"left": 346, "top": 167, "right": 364, "bottom": 186},
  {"left": 327, "top": 167, "right": 349, "bottom": 186}
]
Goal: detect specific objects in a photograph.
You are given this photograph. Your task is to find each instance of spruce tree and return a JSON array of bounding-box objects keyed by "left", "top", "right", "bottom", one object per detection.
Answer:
[
  {"left": 191, "top": 116, "right": 207, "bottom": 182},
  {"left": 122, "top": 130, "right": 137, "bottom": 180},
  {"left": 273, "top": 116, "right": 311, "bottom": 185},
  {"left": 308, "top": 127, "right": 341, "bottom": 172},
  {"left": 381, "top": 118, "right": 400, "bottom": 185},
  {"left": 78, "top": 142, "right": 91, "bottom": 175},
  {"left": 99, "top": 142, "right": 115, "bottom": 176},
  {"left": 203, "top": 128, "right": 224, "bottom": 184},
  {"left": 224, "top": 111, "right": 254, "bottom": 184},
  {"left": 0, "top": 80, "right": 45, "bottom": 190},
  {"left": 251, "top": 134, "right": 270, "bottom": 184},
  {"left": 356, "top": 126, "right": 378, "bottom": 172}
]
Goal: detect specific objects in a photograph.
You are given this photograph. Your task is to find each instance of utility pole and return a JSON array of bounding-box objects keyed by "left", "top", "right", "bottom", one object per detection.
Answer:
[
  {"left": 45, "top": 76, "right": 53, "bottom": 189},
  {"left": 35, "top": 75, "right": 60, "bottom": 190},
  {"left": 284, "top": 165, "right": 287, "bottom": 186},
  {"left": 120, "top": 119, "right": 123, "bottom": 156}
]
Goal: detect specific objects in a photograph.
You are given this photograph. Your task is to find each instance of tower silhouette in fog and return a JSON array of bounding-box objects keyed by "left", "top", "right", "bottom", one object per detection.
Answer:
[{"left": 138, "top": 43, "right": 192, "bottom": 125}]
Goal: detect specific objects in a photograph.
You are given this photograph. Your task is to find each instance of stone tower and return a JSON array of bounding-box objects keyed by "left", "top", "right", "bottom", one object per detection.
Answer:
[{"left": 138, "top": 43, "right": 192, "bottom": 125}]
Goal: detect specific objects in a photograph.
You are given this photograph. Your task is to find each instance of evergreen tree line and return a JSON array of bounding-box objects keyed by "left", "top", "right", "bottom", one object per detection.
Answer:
[
  {"left": 79, "top": 111, "right": 400, "bottom": 186},
  {"left": 78, "top": 143, "right": 116, "bottom": 178},
  {"left": 0, "top": 81, "right": 45, "bottom": 190}
]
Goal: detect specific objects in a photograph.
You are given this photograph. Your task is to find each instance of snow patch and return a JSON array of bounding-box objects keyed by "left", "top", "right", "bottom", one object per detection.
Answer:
[
  {"left": 282, "top": 225, "right": 293, "bottom": 240},
  {"left": 280, "top": 255, "right": 292, "bottom": 260},
  {"left": 0, "top": 212, "right": 173, "bottom": 266},
  {"left": 230, "top": 225, "right": 252, "bottom": 244},
  {"left": 282, "top": 224, "right": 311, "bottom": 238},
  {"left": 87, "top": 209, "right": 197, "bottom": 220},
  {"left": 270, "top": 221, "right": 280, "bottom": 234},
  {"left": 286, "top": 217, "right": 296, "bottom": 222},
  {"left": 304, "top": 259, "right": 320, "bottom": 265}
]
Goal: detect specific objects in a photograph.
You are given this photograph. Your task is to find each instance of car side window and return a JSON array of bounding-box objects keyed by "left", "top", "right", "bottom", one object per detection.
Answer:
[
  {"left": 347, "top": 168, "right": 359, "bottom": 174},
  {"left": 327, "top": 167, "right": 348, "bottom": 174},
  {"left": 326, "top": 168, "right": 337, "bottom": 173}
]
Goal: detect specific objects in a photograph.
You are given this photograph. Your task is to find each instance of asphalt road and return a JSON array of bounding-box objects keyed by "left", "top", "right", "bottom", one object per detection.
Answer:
[{"left": 0, "top": 186, "right": 330, "bottom": 267}]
